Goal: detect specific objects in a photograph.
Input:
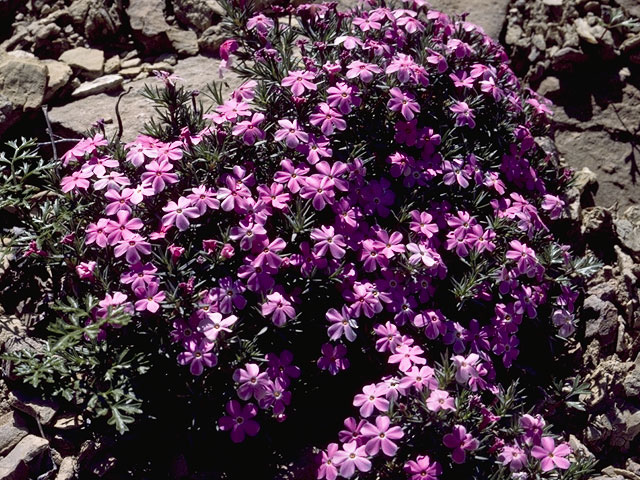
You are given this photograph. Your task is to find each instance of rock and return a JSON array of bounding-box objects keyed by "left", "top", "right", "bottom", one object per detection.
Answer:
[
  {"left": 198, "top": 24, "right": 226, "bottom": 55},
  {"left": 573, "top": 167, "right": 598, "bottom": 203},
  {"left": 537, "top": 76, "right": 561, "bottom": 97},
  {"left": 173, "top": 0, "right": 223, "bottom": 32},
  {"left": 575, "top": 18, "right": 597, "bottom": 44},
  {"left": 0, "top": 412, "right": 28, "bottom": 456},
  {"left": 9, "top": 391, "right": 58, "bottom": 425},
  {"left": 103, "top": 56, "right": 120, "bottom": 74},
  {"left": 71, "top": 75, "right": 123, "bottom": 99},
  {"left": 583, "top": 295, "right": 619, "bottom": 346},
  {"left": 610, "top": 404, "right": 640, "bottom": 451},
  {"left": 552, "top": 47, "right": 588, "bottom": 70},
  {"left": 58, "top": 47, "right": 104, "bottom": 80},
  {"left": 0, "top": 54, "right": 47, "bottom": 135},
  {"left": 55, "top": 457, "right": 76, "bottom": 480},
  {"left": 505, "top": 24, "right": 523, "bottom": 45},
  {"left": 569, "top": 434, "right": 595, "bottom": 459},
  {"left": 120, "top": 58, "right": 141, "bottom": 69},
  {"left": 53, "top": 414, "right": 84, "bottom": 430},
  {"left": 42, "top": 60, "right": 73, "bottom": 102},
  {"left": 0, "top": 435, "right": 49, "bottom": 480},
  {"left": 543, "top": 0, "right": 563, "bottom": 5},
  {"left": 617, "top": 0, "right": 640, "bottom": 18},
  {"left": 155, "top": 53, "right": 177, "bottom": 66},
  {"left": 621, "top": 33, "right": 640, "bottom": 53},
  {"left": 616, "top": 207, "right": 640, "bottom": 254},
  {"left": 581, "top": 206, "right": 614, "bottom": 238},
  {"left": 145, "top": 62, "right": 174, "bottom": 73},
  {"left": 127, "top": 0, "right": 172, "bottom": 53},
  {"left": 119, "top": 67, "right": 143, "bottom": 78},
  {"left": 166, "top": 28, "right": 199, "bottom": 56},
  {"left": 623, "top": 366, "right": 640, "bottom": 397},
  {"left": 83, "top": 0, "right": 126, "bottom": 43}
]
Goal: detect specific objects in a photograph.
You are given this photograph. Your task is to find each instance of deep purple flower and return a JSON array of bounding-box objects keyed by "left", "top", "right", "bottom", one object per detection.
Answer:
[
  {"left": 387, "top": 87, "right": 420, "bottom": 121},
  {"left": 178, "top": 339, "right": 217, "bottom": 376},
  {"left": 443, "top": 425, "right": 479, "bottom": 463},
  {"left": 218, "top": 400, "right": 260, "bottom": 443}
]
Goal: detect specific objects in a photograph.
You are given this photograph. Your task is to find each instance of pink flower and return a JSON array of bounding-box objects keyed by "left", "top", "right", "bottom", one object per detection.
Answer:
[
  {"left": 404, "top": 455, "right": 442, "bottom": 480},
  {"left": 505, "top": 240, "right": 537, "bottom": 275},
  {"left": 387, "top": 87, "right": 420, "bottom": 121},
  {"left": 450, "top": 101, "right": 476, "bottom": 128},
  {"left": 86, "top": 219, "right": 111, "bottom": 248},
  {"left": 498, "top": 445, "right": 528, "bottom": 472},
  {"left": 399, "top": 365, "right": 438, "bottom": 392},
  {"left": 232, "top": 112, "right": 266, "bottom": 145},
  {"left": 218, "top": 400, "right": 260, "bottom": 443},
  {"left": 388, "top": 344, "right": 426, "bottom": 372},
  {"left": 198, "top": 312, "right": 238, "bottom": 341},
  {"left": 178, "top": 339, "right": 217, "bottom": 376},
  {"left": 105, "top": 211, "right": 144, "bottom": 245},
  {"left": 426, "top": 389, "right": 456, "bottom": 412},
  {"left": 60, "top": 170, "right": 92, "bottom": 193},
  {"left": 281, "top": 70, "right": 317, "bottom": 96},
  {"left": 346, "top": 61, "right": 382, "bottom": 83},
  {"left": 326, "top": 82, "right": 361, "bottom": 114},
  {"left": 187, "top": 186, "right": 220, "bottom": 215},
  {"left": 541, "top": 194, "right": 564, "bottom": 219},
  {"left": 353, "top": 383, "right": 389, "bottom": 417},
  {"left": 309, "top": 103, "right": 346, "bottom": 136},
  {"left": 274, "top": 119, "right": 309, "bottom": 148},
  {"left": 406, "top": 242, "right": 436, "bottom": 267},
  {"left": 134, "top": 282, "right": 165, "bottom": 313},
  {"left": 333, "top": 441, "right": 371, "bottom": 478},
  {"left": 443, "top": 425, "right": 479, "bottom": 464},
  {"left": 318, "top": 443, "right": 340, "bottom": 480},
  {"left": 299, "top": 175, "right": 335, "bottom": 210},
  {"left": 386, "top": 54, "right": 417, "bottom": 83},
  {"left": 311, "top": 225, "right": 346, "bottom": 259},
  {"left": 233, "top": 363, "right": 268, "bottom": 400},
  {"left": 76, "top": 261, "right": 96, "bottom": 280},
  {"left": 113, "top": 233, "right": 152, "bottom": 264},
  {"left": 262, "top": 291, "right": 295, "bottom": 326},
  {"left": 326, "top": 306, "right": 357, "bottom": 342},
  {"left": 140, "top": 159, "right": 179, "bottom": 194},
  {"left": 246, "top": 13, "right": 274, "bottom": 35},
  {"left": 361, "top": 415, "right": 404, "bottom": 456},
  {"left": 452, "top": 353, "right": 480, "bottom": 384},
  {"left": 221, "top": 243, "right": 235, "bottom": 259},
  {"left": 162, "top": 197, "right": 201, "bottom": 231},
  {"left": 531, "top": 437, "right": 571, "bottom": 472}
]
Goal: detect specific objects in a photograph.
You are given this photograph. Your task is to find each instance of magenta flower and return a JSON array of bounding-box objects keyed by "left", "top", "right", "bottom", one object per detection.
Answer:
[
  {"left": 232, "top": 112, "right": 266, "bottom": 145},
  {"left": 178, "top": 339, "right": 217, "bottom": 376},
  {"left": 218, "top": 400, "right": 260, "bottom": 443},
  {"left": 162, "top": 197, "right": 201, "bottom": 231},
  {"left": 262, "top": 291, "right": 295, "bottom": 326},
  {"left": 105, "top": 211, "right": 144, "bottom": 245},
  {"left": 353, "top": 383, "right": 389, "bottom": 417},
  {"left": 246, "top": 13, "right": 274, "bottom": 35},
  {"left": 387, "top": 87, "right": 420, "bottom": 121},
  {"left": 450, "top": 101, "right": 476, "bottom": 128},
  {"left": 274, "top": 119, "right": 309, "bottom": 148},
  {"left": 134, "top": 282, "right": 165, "bottom": 313},
  {"left": 404, "top": 455, "right": 442, "bottom": 480},
  {"left": 186, "top": 186, "right": 220, "bottom": 215},
  {"left": 233, "top": 363, "right": 268, "bottom": 400},
  {"left": 333, "top": 441, "right": 371, "bottom": 478},
  {"left": 60, "top": 170, "right": 92, "bottom": 193},
  {"left": 299, "top": 175, "right": 335, "bottom": 210},
  {"left": 406, "top": 243, "right": 436, "bottom": 267},
  {"left": 104, "top": 188, "right": 133, "bottom": 216},
  {"left": 498, "top": 445, "right": 528, "bottom": 472},
  {"left": 198, "top": 312, "right": 238, "bottom": 342},
  {"left": 86, "top": 218, "right": 111, "bottom": 248},
  {"left": 326, "top": 82, "right": 361, "bottom": 114},
  {"left": 326, "top": 306, "right": 357, "bottom": 342},
  {"left": 309, "top": 103, "right": 346, "bottom": 136},
  {"left": 346, "top": 61, "right": 382, "bottom": 83},
  {"left": 140, "top": 159, "right": 179, "bottom": 194},
  {"left": 399, "top": 365, "right": 437, "bottom": 392},
  {"left": 452, "top": 353, "right": 480, "bottom": 384},
  {"left": 76, "top": 261, "right": 96, "bottom": 280},
  {"left": 386, "top": 54, "right": 417, "bottom": 83},
  {"left": 443, "top": 425, "right": 479, "bottom": 464},
  {"left": 120, "top": 262, "right": 157, "bottom": 291},
  {"left": 281, "top": 70, "right": 317, "bottom": 96},
  {"left": 388, "top": 344, "right": 426, "bottom": 372},
  {"left": 298, "top": 134, "right": 332, "bottom": 165},
  {"left": 426, "top": 389, "right": 456, "bottom": 413},
  {"left": 531, "top": 437, "right": 571, "bottom": 472},
  {"left": 94, "top": 171, "right": 130, "bottom": 191},
  {"left": 541, "top": 194, "right": 564, "bottom": 219},
  {"left": 505, "top": 240, "right": 537, "bottom": 275},
  {"left": 311, "top": 225, "right": 346, "bottom": 259},
  {"left": 361, "top": 415, "right": 404, "bottom": 456},
  {"left": 113, "top": 233, "right": 151, "bottom": 264},
  {"left": 318, "top": 443, "right": 340, "bottom": 480}
]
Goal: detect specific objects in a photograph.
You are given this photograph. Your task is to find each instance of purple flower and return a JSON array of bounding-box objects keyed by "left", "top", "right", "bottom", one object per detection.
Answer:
[
  {"left": 498, "top": 445, "right": 528, "bottom": 472},
  {"left": 388, "top": 344, "right": 426, "bottom": 372},
  {"left": 274, "top": 119, "right": 309, "bottom": 148},
  {"left": 233, "top": 363, "right": 268, "bottom": 400},
  {"left": 326, "top": 82, "right": 361, "bottom": 114},
  {"left": 299, "top": 175, "right": 335, "bottom": 210},
  {"left": 198, "top": 312, "right": 238, "bottom": 341},
  {"left": 317, "top": 343, "right": 349, "bottom": 375},
  {"left": 281, "top": 70, "right": 317, "bottom": 96},
  {"left": 450, "top": 101, "right": 476, "bottom": 129},
  {"left": 262, "top": 291, "right": 295, "bottom": 326},
  {"left": 443, "top": 425, "right": 479, "bottom": 463},
  {"left": 387, "top": 87, "right": 420, "bottom": 121},
  {"left": 426, "top": 389, "right": 456, "bottom": 412},
  {"left": 178, "top": 339, "right": 217, "bottom": 376},
  {"left": 246, "top": 13, "right": 274, "bottom": 35},
  {"left": 134, "top": 282, "right": 165, "bottom": 313},
  {"left": 531, "top": 437, "right": 571, "bottom": 472},
  {"left": 232, "top": 112, "right": 266, "bottom": 145},
  {"left": 309, "top": 103, "right": 346, "bottom": 136},
  {"left": 114, "top": 233, "right": 151, "bottom": 264},
  {"left": 346, "top": 61, "right": 382, "bottom": 83},
  {"left": 162, "top": 197, "right": 201, "bottom": 231},
  {"left": 361, "top": 415, "right": 404, "bottom": 456},
  {"left": 140, "top": 159, "right": 179, "bottom": 193},
  {"left": 353, "top": 383, "right": 389, "bottom": 417},
  {"left": 318, "top": 443, "right": 340, "bottom": 480},
  {"left": 60, "top": 170, "right": 92, "bottom": 193},
  {"left": 333, "top": 441, "right": 371, "bottom": 478},
  {"left": 404, "top": 455, "right": 442, "bottom": 480},
  {"left": 218, "top": 400, "right": 260, "bottom": 443}
]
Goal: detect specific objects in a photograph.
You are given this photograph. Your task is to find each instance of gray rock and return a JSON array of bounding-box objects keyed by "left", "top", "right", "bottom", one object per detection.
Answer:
[
  {"left": 581, "top": 206, "right": 614, "bottom": 237},
  {"left": 173, "top": 0, "right": 223, "bottom": 32},
  {"left": 569, "top": 434, "right": 595, "bottom": 459},
  {"left": 621, "top": 33, "right": 640, "bottom": 53},
  {"left": 610, "top": 404, "right": 640, "bottom": 451},
  {"left": 552, "top": 47, "right": 588, "bottom": 70},
  {"left": 615, "top": 207, "right": 640, "bottom": 254},
  {"left": 127, "top": 0, "right": 172, "bottom": 53},
  {"left": 71, "top": 75, "right": 123, "bottom": 99},
  {"left": 119, "top": 67, "right": 144, "bottom": 78},
  {"left": 55, "top": 457, "right": 76, "bottom": 480},
  {"left": 155, "top": 53, "right": 177, "bottom": 66},
  {"left": 198, "top": 24, "right": 225, "bottom": 55},
  {"left": 537, "top": 76, "right": 561, "bottom": 97},
  {"left": 103, "top": 56, "right": 120, "bottom": 75},
  {"left": 617, "top": 0, "right": 640, "bottom": 18},
  {"left": 120, "top": 58, "right": 141, "bottom": 69},
  {"left": 583, "top": 295, "right": 619, "bottom": 346},
  {"left": 59, "top": 47, "right": 104, "bottom": 80},
  {"left": 505, "top": 24, "right": 523, "bottom": 45},
  {"left": 0, "top": 54, "right": 47, "bottom": 114},
  {"left": 42, "top": 60, "right": 73, "bottom": 102},
  {"left": 543, "top": 0, "right": 563, "bottom": 5},
  {"left": 9, "top": 390, "right": 58, "bottom": 425},
  {"left": 575, "top": 18, "right": 597, "bottom": 44},
  {"left": 167, "top": 28, "right": 199, "bottom": 56},
  {"left": 0, "top": 435, "right": 49, "bottom": 480},
  {"left": 0, "top": 412, "right": 28, "bottom": 456},
  {"left": 53, "top": 414, "right": 84, "bottom": 431},
  {"left": 623, "top": 367, "right": 640, "bottom": 397}
]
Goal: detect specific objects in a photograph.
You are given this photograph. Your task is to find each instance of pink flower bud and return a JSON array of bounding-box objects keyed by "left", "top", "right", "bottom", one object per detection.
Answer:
[
  {"left": 202, "top": 239, "right": 218, "bottom": 253},
  {"left": 76, "top": 261, "right": 96, "bottom": 280},
  {"left": 168, "top": 244, "right": 185, "bottom": 260},
  {"left": 221, "top": 243, "right": 235, "bottom": 259}
]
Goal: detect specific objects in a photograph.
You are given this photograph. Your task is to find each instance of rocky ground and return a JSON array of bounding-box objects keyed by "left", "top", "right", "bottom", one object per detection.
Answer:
[{"left": 1, "top": 0, "right": 640, "bottom": 479}]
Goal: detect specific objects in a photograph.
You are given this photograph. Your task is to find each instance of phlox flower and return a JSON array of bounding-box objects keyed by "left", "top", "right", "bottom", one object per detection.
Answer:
[
  {"left": 406, "top": 242, "right": 436, "bottom": 267},
  {"left": 352, "top": 12, "right": 382, "bottom": 31},
  {"left": 386, "top": 54, "right": 417, "bottom": 83},
  {"left": 233, "top": 363, "right": 268, "bottom": 400},
  {"left": 326, "top": 82, "right": 361, "bottom": 114},
  {"left": 261, "top": 291, "right": 295, "bottom": 326},
  {"left": 388, "top": 344, "right": 426, "bottom": 372},
  {"left": 318, "top": 443, "right": 340, "bottom": 480},
  {"left": 281, "top": 70, "right": 317, "bottom": 96},
  {"left": 409, "top": 210, "right": 438, "bottom": 238},
  {"left": 266, "top": 350, "right": 301, "bottom": 386},
  {"left": 443, "top": 425, "right": 479, "bottom": 463},
  {"left": 162, "top": 197, "right": 201, "bottom": 231},
  {"left": 404, "top": 454, "right": 442, "bottom": 480},
  {"left": 105, "top": 211, "right": 144, "bottom": 245},
  {"left": 505, "top": 240, "right": 537, "bottom": 275},
  {"left": 333, "top": 441, "right": 371, "bottom": 478},
  {"left": 93, "top": 171, "right": 130, "bottom": 191},
  {"left": 387, "top": 87, "right": 420, "bottom": 121},
  {"left": 60, "top": 170, "right": 92, "bottom": 193},
  {"left": 450, "top": 101, "right": 476, "bottom": 129},
  {"left": 311, "top": 225, "right": 346, "bottom": 259},
  {"left": 373, "top": 321, "right": 401, "bottom": 352},
  {"left": 531, "top": 437, "right": 571, "bottom": 472},
  {"left": 86, "top": 218, "right": 111, "bottom": 248},
  {"left": 346, "top": 61, "right": 382, "bottom": 83},
  {"left": 246, "top": 13, "right": 274, "bottom": 35},
  {"left": 231, "top": 80, "right": 257, "bottom": 102},
  {"left": 218, "top": 400, "right": 260, "bottom": 443},
  {"left": 187, "top": 186, "right": 220, "bottom": 215},
  {"left": 144, "top": 141, "right": 183, "bottom": 163},
  {"left": 334, "top": 35, "right": 363, "bottom": 50},
  {"left": 257, "top": 183, "right": 290, "bottom": 211},
  {"left": 426, "top": 389, "right": 456, "bottom": 413},
  {"left": 399, "top": 365, "right": 437, "bottom": 392},
  {"left": 498, "top": 445, "right": 528, "bottom": 472},
  {"left": 317, "top": 343, "right": 349, "bottom": 375},
  {"left": 253, "top": 237, "right": 286, "bottom": 269},
  {"left": 326, "top": 306, "right": 358, "bottom": 342},
  {"left": 177, "top": 339, "right": 217, "bottom": 376},
  {"left": 140, "top": 159, "right": 179, "bottom": 194},
  {"left": 361, "top": 415, "right": 403, "bottom": 456},
  {"left": 344, "top": 282, "right": 382, "bottom": 318},
  {"left": 353, "top": 383, "right": 389, "bottom": 417},
  {"left": 232, "top": 112, "right": 266, "bottom": 145},
  {"left": 298, "top": 134, "right": 332, "bottom": 165},
  {"left": 338, "top": 417, "right": 366, "bottom": 445},
  {"left": 300, "top": 175, "right": 335, "bottom": 210},
  {"left": 198, "top": 312, "right": 238, "bottom": 342},
  {"left": 134, "top": 282, "right": 165, "bottom": 313},
  {"left": 104, "top": 188, "right": 133, "bottom": 216},
  {"left": 541, "top": 194, "right": 564, "bottom": 219},
  {"left": 76, "top": 261, "right": 96, "bottom": 280},
  {"left": 274, "top": 119, "right": 309, "bottom": 148},
  {"left": 114, "top": 233, "right": 151, "bottom": 264},
  {"left": 120, "top": 262, "right": 157, "bottom": 291},
  {"left": 309, "top": 103, "right": 346, "bottom": 136},
  {"left": 259, "top": 378, "right": 291, "bottom": 415},
  {"left": 452, "top": 353, "right": 480, "bottom": 384}
]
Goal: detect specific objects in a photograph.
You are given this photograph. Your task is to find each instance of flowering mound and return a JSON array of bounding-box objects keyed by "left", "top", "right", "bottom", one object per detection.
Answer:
[{"left": 2, "top": 1, "right": 599, "bottom": 478}]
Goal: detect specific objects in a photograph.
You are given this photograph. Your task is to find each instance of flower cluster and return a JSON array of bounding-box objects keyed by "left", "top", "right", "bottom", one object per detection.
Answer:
[{"left": 41, "top": 0, "right": 592, "bottom": 477}]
